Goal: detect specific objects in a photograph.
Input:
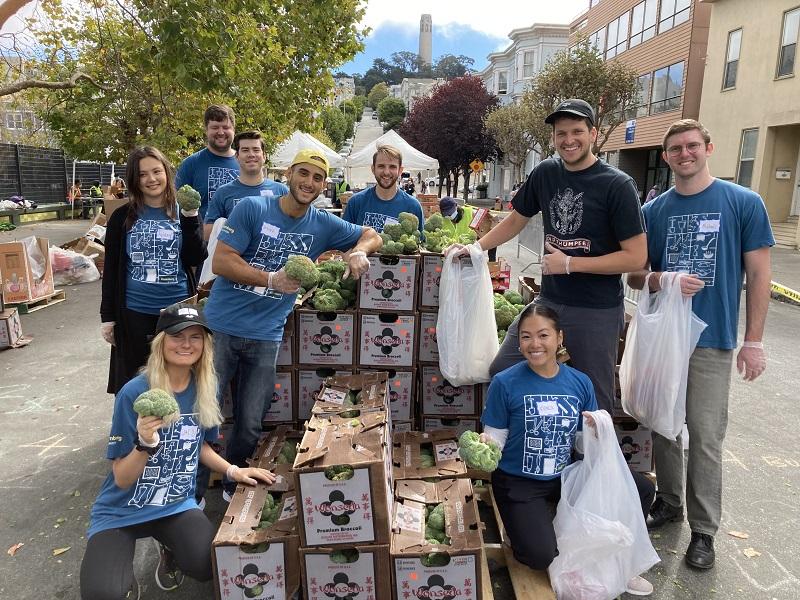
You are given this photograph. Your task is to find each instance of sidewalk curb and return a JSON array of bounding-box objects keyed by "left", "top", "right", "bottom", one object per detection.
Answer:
[{"left": 770, "top": 281, "right": 800, "bottom": 307}]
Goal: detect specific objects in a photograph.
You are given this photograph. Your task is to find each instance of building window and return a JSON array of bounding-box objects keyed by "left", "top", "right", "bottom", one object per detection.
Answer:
[
  {"left": 778, "top": 7, "right": 800, "bottom": 77},
  {"left": 625, "top": 73, "right": 652, "bottom": 119},
  {"left": 589, "top": 27, "right": 606, "bottom": 55},
  {"left": 658, "top": 0, "right": 691, "bottom": 34},
  {"left": 723, "top": 29, "right": 742, "bottom": 89},
  {"left": 523, "top": 50, "right": 537, "bottom": 78},
  {"left": 737, "top": 128, "right": 759, "bottom": 188},
  {"left": 650, "top": 61, "right": 684, "bottom": 114},
  {"left": 606, "top": 12, "right": 630, "bottom": 59},
  {"left": 630, "top": 0, "right": 657, "bottom": 48},
  {"left": 497, "top": 71, "right": 508, "bottom": 95},
  {"left": 590, "top": 0, "right": 602, "bottom": 7},
  {"left": 4, "top": 111, "right": 24, "bottom": 130}
]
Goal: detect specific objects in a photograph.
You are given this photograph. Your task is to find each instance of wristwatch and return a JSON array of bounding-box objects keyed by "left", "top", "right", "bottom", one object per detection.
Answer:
[{"left": 135, "top": 440, "right": 159, "bottom": 456}]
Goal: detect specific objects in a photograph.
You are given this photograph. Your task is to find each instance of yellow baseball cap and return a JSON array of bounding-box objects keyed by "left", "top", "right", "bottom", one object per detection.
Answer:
[{"left": 290, "top": 149, "right": 330, "bottom": 176}]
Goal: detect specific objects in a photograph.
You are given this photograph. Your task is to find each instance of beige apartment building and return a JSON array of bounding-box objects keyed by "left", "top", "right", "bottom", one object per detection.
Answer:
[
  {"left": 570, "top": 0, "right": 712, "bottom": 200},
  {"left": 699, "top": 0, "right": 800, "bottom": 248}
]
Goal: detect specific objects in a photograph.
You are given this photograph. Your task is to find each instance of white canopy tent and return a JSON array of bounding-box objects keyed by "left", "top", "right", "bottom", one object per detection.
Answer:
[
  {"left": 269, "top": 131, "right": 345, "bottom": 169},
  {"left": 345, "top": 129, "right": 438, "bottom": 170}
]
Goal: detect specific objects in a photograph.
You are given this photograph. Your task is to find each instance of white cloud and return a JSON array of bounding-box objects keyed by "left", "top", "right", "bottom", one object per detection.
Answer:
[{"left": 360, "top": 0, "right": 589, "bottom": 39}]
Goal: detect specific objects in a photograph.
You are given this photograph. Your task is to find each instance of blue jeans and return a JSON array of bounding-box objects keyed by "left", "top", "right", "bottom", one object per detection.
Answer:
[{"left": 213, "top": 332, "right": 279, "bottom": 479}]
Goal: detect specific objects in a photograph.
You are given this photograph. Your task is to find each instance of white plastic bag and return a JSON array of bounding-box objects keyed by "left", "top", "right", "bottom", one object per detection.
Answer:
[
  {"left": 548, "top": 410, "right": 660, "bottom": 600},
  {"left": 49, "top": 246, "right": 100, "bottom": 285},
  {"left": 619, "top": 272, "right": 706, "bottom": 440},
  {"left": 199, "top": 217, "right": 227, "bottom": 286},
  {"left": 21, "top": 236, "right": 46, "bottom": 279},
  {"left": 436, "top": 244, "right": 499, "bottom": 385}
]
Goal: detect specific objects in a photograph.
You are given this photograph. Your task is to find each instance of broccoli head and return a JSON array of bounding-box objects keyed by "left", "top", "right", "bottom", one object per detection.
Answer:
[
  {"left": 498, "top": 330, "right": 507, "bottom": 344},
  {"left": 318, "top": 259, "right": 348, "bottom": 280},
  {"left": 456, "top": 230, "right": 477, "bottom": 244},
  {"left": 399, "top": 212, "right": 419, "bottom": 234},
  {"left": 381, "top": 240, "right": 405, "bottom": 255},
  {"left": 503, "top": 290, "right": 524, "bottom": 305},
  {"left": 132, "top": 388, "right": 180, "bottom": 425},
  {"left": 495, "top": 303, "right": 516, "bottom": 330},
  {"left": 276, "top": 441, "right": 297, "bottom": 465},
  {"left": 312, "top": 288, "right": 346, "bottom": 311},
  {"left": 424, "top": 213, "right": 445, "bottom": 232},
  {"left": 284, "top": 255, "right": 320, "bottom": 289},
  {"left": 458, "top": 430, "right": 502, "bottom": 472},
  {"left": 176, "top": 185, "right": 201, "bottom": 211},
  {"left": 325, "top": 465, "right": 354, "bottom": 481},
  {"left": 427, "top": 503, "right": 445, "bottom": 531},
  {"left": 420, "top": 552, "right": 450, "bottom": 567},
  {"left": 419, "top": 446, "right": 436, "bottom": 468},
  {"left": 422, "top": 229, "right": 451, "bottom": 253},
  {"left": 329, "top": 549, "right": 359, "bottom": 564},
  {"left": 383, "top": 222, "right": 405, "bottom": 240},
  {"left": 399, "top": 234, "right": 419, "bottom": 254}
]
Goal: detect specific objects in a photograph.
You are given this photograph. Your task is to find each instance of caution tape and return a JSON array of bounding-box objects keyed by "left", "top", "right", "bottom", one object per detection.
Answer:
[{"left": 770, "top": 281, "right": 800, "bottom": 305}]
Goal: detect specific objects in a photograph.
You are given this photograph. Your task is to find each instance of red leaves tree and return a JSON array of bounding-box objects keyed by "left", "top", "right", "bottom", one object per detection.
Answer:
[{"left": 400, "top": 76, "right": 498, "bottom": 199}]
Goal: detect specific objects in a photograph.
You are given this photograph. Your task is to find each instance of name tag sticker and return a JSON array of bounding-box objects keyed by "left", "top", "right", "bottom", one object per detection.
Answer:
[
  {"left": 699, "top": 219, "right": 720, "bottom": 233},
  {"left": 156, "top": 228, "right": 175, "bottom": 241},
  {"left": 261, "top": 222, "right": 280, "bottom": 238},
  {"left": 384, "top": 216, "right": 399, "bottom": 226},
  {"left": 260, "top": 189, "right": 273, "bottom": 197},
  {"left": 537, "top": 401, "right": 559, "bottom": 416}
]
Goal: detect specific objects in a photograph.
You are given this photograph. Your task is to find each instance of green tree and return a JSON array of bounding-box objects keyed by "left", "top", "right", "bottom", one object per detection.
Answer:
[
  {"left": 432, "top": 54, "right": 475, "bottom": 79},
  {"left": 367, "top": 82, "right": 390, "bottom": 109},
  {"left": 484, "top": 103, "right": 534, "bottom": 185},
  {"left": 520, "top": 41, "right": 640, "bottom": 157},
  {"left": 377, "top": 97, "right": 406, "bottom": 131},
  {"left": 351, "top": 94, "right": 366, "bottom": 114},
  {"left": 321, "top": 106, "right": 348, "bottom": 150}
]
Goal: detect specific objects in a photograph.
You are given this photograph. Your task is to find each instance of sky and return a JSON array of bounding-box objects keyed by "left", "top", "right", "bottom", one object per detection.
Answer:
[{"left": 340, "top": 0, "right": 590, "bottom": 75}]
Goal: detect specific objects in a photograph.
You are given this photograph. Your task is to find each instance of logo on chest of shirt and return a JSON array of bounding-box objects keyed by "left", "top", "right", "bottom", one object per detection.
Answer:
[{"left": 549, "top": 188, "right": 584, "bottom": 235}]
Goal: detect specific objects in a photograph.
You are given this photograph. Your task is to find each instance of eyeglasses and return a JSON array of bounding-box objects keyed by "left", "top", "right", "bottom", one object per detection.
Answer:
[{"left": 666, "top": 142, "right": 705, "bottom": 156}]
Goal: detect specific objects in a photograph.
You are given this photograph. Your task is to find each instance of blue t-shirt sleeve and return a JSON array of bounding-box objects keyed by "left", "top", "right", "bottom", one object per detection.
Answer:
[
  {"left": 414, "top": 202, "right": 425, "bottom": 234},
  {"left": 481, "top": 378, "right": 510, "bottom": 429},
  {"left": 322, "top": 211, "right": 364, "bottom": 252},
  {"left": 204, "top": 427, "right": 219, "bottom": 443},
  {"left": 342, "top": 194, "right": 359, "bottom": 224},
  {"left": 204, "top": 190, "right": 225, "bottom": 223},
  {"left": 218, "top": 198, "right": 257, "bottom": 254},
  {"left": 175, "top": 154, "right": 193, "bottom": 190},
  {"left": 106, "top": 380, "right": 144, "bottom": 460},
  {"left": 740, "top": 192, "right": 775, "bottom": 252}
]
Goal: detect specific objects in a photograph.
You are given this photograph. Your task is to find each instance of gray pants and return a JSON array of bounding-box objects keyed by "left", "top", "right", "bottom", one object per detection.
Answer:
[
  {"left": 652, "top": 347, "right": 733, "bottom": 536},
  {"left": 490, "top": 297, "right": 625, "bottom": 412}
]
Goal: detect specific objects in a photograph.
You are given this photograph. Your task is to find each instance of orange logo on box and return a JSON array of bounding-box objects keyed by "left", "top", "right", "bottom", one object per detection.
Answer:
[
  {"left": 431, "top": 376, "right": 439, "bottom": 382},
  {"left": 435, "top": 266, "right": 441, "bottom": 273},
  {"left": 275, "top": 383, "right": 282, "bottom": 389},
  {"left": 400, "top": 266, "right": 407, "bottom": 273},
  {"left": 335, "top": 324, "right": 342, "bottom": 331},
  {"left": 394, "top": 380, "right": 401, "bottom": 386},
  {"left": 399, "top": 329, "right": 407, "bottom": 335}
]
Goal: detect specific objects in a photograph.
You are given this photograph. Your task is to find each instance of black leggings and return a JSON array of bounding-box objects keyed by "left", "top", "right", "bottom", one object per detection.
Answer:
[
  {"left": 491, "top": 468, "right": 655, "bottom": 571},
  {"left": 107, "top": 307, "right": 159, "bottom": 394},
  {"left": 80, "top": 509, "right": 214, "bottom": 599}
]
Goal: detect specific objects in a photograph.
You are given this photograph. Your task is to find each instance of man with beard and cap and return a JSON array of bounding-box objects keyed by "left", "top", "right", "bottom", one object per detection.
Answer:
[
  {"left": 342, "top": 144, "right": 424, "bottom": 234},
  {"left": 176, "top": 104, "right": 240, "bottom": 221},
  {"left": 203, "top": 149, "right": 382, "bottom": 499}
]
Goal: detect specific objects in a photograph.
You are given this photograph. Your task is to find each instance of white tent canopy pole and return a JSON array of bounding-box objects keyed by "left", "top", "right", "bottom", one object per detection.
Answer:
[{"left": 269, "top": 131, "right": 345, "bottom": 169}]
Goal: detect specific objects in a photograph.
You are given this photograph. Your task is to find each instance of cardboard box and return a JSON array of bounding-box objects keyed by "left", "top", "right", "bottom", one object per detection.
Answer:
[
  {"left": 358, "top": 312, "right": 417, "bottom": 368},
  {"left": 276, "top": 312, "right": 295, "bottom": 367},
  {"left": 358, "top": 254, "right": 419, "bottom": 312},
  {"left": 263, "top": 370, "right": 296, "bottom": 423},
  {"left": 0, "top": 237, "right": 55, "bottom": 304},
  {"left": 311, "top": 372, "right": 390, "bottom": 418},
  {"left": 391, "top": 430, "right": 468, "bottom": 481},
  {"left": 250, "top": 425, "right": 303, "bottom": 470},
  {"left": 359, "top": 368, "right": 416, "bottom": 422},
  {"left": 0, "top": 308, "right": 23, "bottom": 349},
  {"left": 102, "top": 197, "right": 129, "bottom": 218},
  {"left": 297, "top": 368, "right": 356, "bottom": 422},
  {"left": 420, "top": 365, "right": 481, "bottom": 416},
  {"left": 518, "top": 275, "right": 540, "bottom": 305},
  {"left": 421, "top": 417, "right": 480, "bottom": 438},
  {"left": 614, "top": 418, "right": 654, "bottom": 473},
  {"left": 392, "top": 420, "right": 414, "bottom": 433},
  {"left": 305, "top": 410, "right": 390, "bottom": 437},
  {"left": 296, "top": 309, "right": 357, "bottom": 366},
  {"left": 419, "top": 253, "right": 443, "bottom": 308},
  {"left": 418, "top": 311, "right": 439, "bottom": 363},
  {"left": 61, "top": 236, "right": 106, "bottom": 261},
  {"left": 489, "top": 258, "right": 511, "bottom": 292},
  {"left": 293, "top": 425, "right": 393, "bottom": 546},
  {"left": 391, "top": 478, "right": 483, "bottom": 600},
  {"left": 212, "top": 475, "right": 300, "bottom": 600},
  {"left": 299, "top": 544, "right": 392, "bottom": 600}
]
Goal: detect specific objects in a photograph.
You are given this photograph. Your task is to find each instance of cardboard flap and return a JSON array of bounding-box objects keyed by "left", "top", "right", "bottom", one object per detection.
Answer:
[{"left": 394, "top": 479, "right": 435, "bottom": 503}]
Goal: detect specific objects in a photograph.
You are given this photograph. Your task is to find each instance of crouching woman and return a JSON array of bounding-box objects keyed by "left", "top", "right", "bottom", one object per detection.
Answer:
[
  {"left": 481, "top": 303, "right": 656, "bottom": 596},
  {"left": 81, "top": 304, "right": 276, "bottom": 599}
]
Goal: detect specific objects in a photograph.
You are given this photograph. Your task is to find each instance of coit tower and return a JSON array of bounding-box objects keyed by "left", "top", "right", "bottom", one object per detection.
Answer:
[{"left": 419, "top": 14, "right": 432, "bottom": 67}]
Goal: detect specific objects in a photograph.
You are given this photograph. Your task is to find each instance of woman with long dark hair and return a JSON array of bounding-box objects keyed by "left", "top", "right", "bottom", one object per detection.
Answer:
[{"left": 100, "top": 146, "right": 205, "bottom": 394}]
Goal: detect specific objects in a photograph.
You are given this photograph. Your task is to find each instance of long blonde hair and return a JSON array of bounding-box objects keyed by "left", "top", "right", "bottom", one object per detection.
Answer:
[{"left": 144, "top": 330, "right": 223, "bottom": 429}]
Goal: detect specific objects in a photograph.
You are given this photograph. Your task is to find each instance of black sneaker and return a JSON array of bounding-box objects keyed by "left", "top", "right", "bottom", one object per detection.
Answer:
[
  {"left": 685, "top": 532, "right": 715, "bottom": 569},
  {"left": 125, "top": 575, "right": 140, "bottom": 599},
  {"left": 646, "top": 497, "right": 683, "bottom": 529},
  {"left": 154, "top": 540, "right": 185, "bottom": 591}
]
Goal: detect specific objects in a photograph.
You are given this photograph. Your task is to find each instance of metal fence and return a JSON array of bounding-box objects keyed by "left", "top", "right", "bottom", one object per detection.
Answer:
[{"left": 0, "top": 142, "right": 125, "bottom": 206}]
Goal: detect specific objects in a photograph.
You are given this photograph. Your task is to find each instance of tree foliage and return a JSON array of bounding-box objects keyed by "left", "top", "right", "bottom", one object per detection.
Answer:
[
  {"left": 321, "top": 106, "right": 349, "bottom": 150},
  {"left": 400, "top": 76, "right": 498, "bottom": 199},
  {"left": 484, "top": 103, "right": 533, "bottom": 185},
  {"left": 358, "top": 52, "right": 475, "bottom": 94},
  {"left": 377, "top": 97, "right": 406, "bottom": 132},
  {"left": 367, "top": 82, "right": 389, "bottom": 109},
  {"left": 520, "top": 41, "right": 640, "bottom": 157},
  {"left": 432, "top": 54, "right": 475, "bottom": 79}
]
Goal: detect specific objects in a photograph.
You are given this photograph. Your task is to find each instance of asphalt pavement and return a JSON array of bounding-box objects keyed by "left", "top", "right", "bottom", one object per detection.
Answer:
[{"left": 1, "top": 219, "right": 799, "bottom": 599}]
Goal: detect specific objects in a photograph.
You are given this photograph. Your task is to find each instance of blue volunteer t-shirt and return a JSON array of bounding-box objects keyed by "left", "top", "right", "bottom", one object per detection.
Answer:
[
  {"left": 87, "top": 374, "right": 218, "bottom": 538},
  {"left": 342, "top": 187, "right": 425, "bottom": 233},
  {"left": 125, "top": 205, "right": 189, "bottom": 314},
  {"left": 175, "top": 148, "right": 239, "bottom": 219},
  {"left": 204, "top": 178, "right": 289, "bottom": 224},
  {"left": 204, "top": 197, "right": 363, "bottom": 341},
  {"left": 482, "top": 362, "right": 597, "bottom": 480},
  {"left": 643, "top": 179, "right": 774, "bottom": 349}
]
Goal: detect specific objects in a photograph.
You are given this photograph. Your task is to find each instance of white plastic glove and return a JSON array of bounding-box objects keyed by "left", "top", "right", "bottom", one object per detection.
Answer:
[
  {"left": 180, "top": 208, "right": 199, "bottom": 218},
  {"left": 101, "top": 321, "right": 115, "bottom": 345},
  {"left": 269, "top": 268, "right": 301, "bottom": 294},
  {"left": 344, "top": 250, "right": 370, "bottom": 279}
]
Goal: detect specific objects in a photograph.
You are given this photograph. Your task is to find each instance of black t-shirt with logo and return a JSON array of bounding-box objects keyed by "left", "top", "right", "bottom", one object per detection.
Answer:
[{"left": 515, "top": 157, "right": 644, "bottom": 308}]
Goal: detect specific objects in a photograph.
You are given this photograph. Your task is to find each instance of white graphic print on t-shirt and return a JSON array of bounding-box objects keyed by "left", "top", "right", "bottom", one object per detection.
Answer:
[
  {"left": 665, "top": 212, "right": 720, "bottom": 286},
  {"left": 207, "top": 167, "right": 238, "bottom": 200},
  {"left": 549, "top": 187, "right": 584, "bottom": 235},
  {"left": 363, "top": 212, "right": 390, "bottom": 233},
  {"left": 522, "top": 394, "right": 580, "bottom": 476},
  {"left": 233, "top": 231, "right": 314, "bottom": 298},
  {"left": 128, "top": 219, "right": 182, "bottom": 284}
]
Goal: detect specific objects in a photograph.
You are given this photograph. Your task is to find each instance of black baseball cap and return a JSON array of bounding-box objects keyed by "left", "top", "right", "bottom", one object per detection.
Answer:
[
  {"left": 545, "top": 99, "right": 596, "bottom": 126},
  {"left": 156, "top": 302, "right": 212, "bottom": 335}
]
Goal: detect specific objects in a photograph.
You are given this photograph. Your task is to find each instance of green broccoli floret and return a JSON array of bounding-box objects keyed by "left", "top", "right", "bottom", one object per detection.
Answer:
[
  {"left": 456, "top": 230, "right": 477, "bottom": 244},
  {"left": 312, "top": 288, "right": 346, "bottom": 311},
  {"left": 427, "top": 504, "right": 445, "bottom": 531},
  {"left": 321, "top": 280, "right": 341, "bottom": 291},
  {"left": 324, "top": 465, "right": 354, "bottom": 481},
  {"left": 383, "top": 223, "right": 405, "bottom": 240},
  {"left": 318, "top": 259, "right": 348, "bottom": 279},
  {"left": 498, "top": 330, "right": 507, "bottom": 344},
  {"left": 381, "top": 240, "right": 404, "bottom": 255},
  {"left": 493, "top": 293, "right": 508, "bottom": 309},
  {"left": 399, "top": 234, "right": 419, "bottom": 254},
  {"left": 339, "top": 288, "right": 356, "bottom": 304},
  {"left": 458, "top": 430, "right": 502, "bottom": 472},
  {"left": 399, "top": 212, "right": 419, "bottom": 235},
  {"left": 132, "top": 389, "right": 180, "bottom": 425},
  {"left": 284, "top": 255, "right": 320, "bottom": 289},
  {"left": 422, "top": 229, "right": 451, "bottom": 253},
  {"left": 420, "top": 553, "right": 450, "bottom": 567},
  {"left": 419, "top": 446, "right": 436, "bottom": 468},
  {"left": 503, "top": 290, "right": 524, "bottom": 305},
  {"left": 329, "top": 549, "right": 359, "bottom": 564},
  {"left": 424, "top": 213, "right": 444, "bottom": 232},
  {"left": 495, "top": 304, "right": 516, "bottom": 330},
  {"left": 256, "top": 492, "right": 282, "bottom": 529},
  {"left": 176, "top": 184, "right": 201, "bottom": 211},
  {"left": 276, "top": 441, "right": 297, "bottom": 465}
]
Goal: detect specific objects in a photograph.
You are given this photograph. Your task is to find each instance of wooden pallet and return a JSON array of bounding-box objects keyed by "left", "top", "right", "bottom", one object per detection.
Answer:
[
  {"left": 476, "top": 484, "right": 556, "bottom": 600},
  {"left": 10, "top": 289, "right": 67, "bottom": 314}
]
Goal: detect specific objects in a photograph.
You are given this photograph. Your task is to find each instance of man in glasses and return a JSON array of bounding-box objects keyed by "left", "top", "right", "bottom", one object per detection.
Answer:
[{"left": 629, "top": 119, "right": 774, "bottom": 570}]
